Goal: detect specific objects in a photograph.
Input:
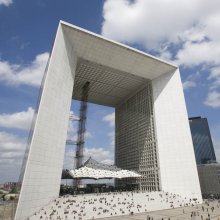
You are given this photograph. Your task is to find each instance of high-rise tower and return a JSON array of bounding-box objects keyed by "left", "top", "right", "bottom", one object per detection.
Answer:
[{"left": 189, "top": 117, "right": 216, "bottom": 164}]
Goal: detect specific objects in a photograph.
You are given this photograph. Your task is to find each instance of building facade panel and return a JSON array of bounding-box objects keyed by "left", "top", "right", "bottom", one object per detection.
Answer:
[
  {"left": 115, "top": 83, "right": 159, "bottom": 191},
  {"left": 152, "top": 69, "right": 202, "bottom": 200},
  {"left": 15, "top": 25, "right": 77, "bottom": 220}
]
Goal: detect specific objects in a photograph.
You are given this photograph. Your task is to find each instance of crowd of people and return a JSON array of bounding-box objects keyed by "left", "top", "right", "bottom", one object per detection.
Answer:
[
  {"left": 146, "top": 200, "right": 220, "bottom": 220},
  {"left": 29, "top": 191, "right": 201, "bottom": 220}
]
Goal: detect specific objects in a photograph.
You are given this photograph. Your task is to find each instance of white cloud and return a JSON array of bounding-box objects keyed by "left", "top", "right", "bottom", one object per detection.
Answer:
[
  {"left": 183, "top": 81, "right": 196, "bottom": 91},
  {"left": 69, "top": 111, "right": 80, "bottom": 121},
  {"left": 209, "top": 67, "right": 220, "bottom": 80},
  {"left": 108, "top": 131, "right": 115, "bottom": 148},
  {"left": 0, "top": 107, "right": 34, "bottom": 130},
  {"left": 102, "top": 0, "right": 220, "bottom": 50},
  {"left": 175, "top": 41, "right": 220, "bottom": 67},
  {"left": 101, "top": 159, "right": 114, "bottom": 165},
  {"left": 172, "top": 10, "right": 220, "bottom": 68},
  {"left": 63, "top": 147, "right": 114, "bottom": 169},
  {"left": 102, "top": 0, "right": 204, "bottom": 49},
  {"left": 208, "top": 66, "right": 220, "bottom": 90},
  {"left": 102, "top": 0, "right": 220, "bottom": 109},
  {"left": 67, "top": 111, "right": 93, "bottom": 145},
  {"left": 204, "top": 91, "right": 220, "bottom": 108},
  {"left": 66, "top": 111, "right": 92, "bottom": 144},
  {"left": 182, "top": 71, "right": 201, "bottom": 91},
  {"left": 64, "top": 112, "right": 113, "bottom": 169},
  {"left": 0, "top": 0, "right": 12, "bottom": 6},
  {"left": 0, "top": 52, "right": 49, "bottom": 87},
  {"left": 103, "top": 112, "right": 115, "bottom": 127},
  {"left": 0, "top": 131, "right": 25, "bottom": 183},
  {"left": 66, "top": 125, "right": 92, "bottom": 144},
  {"left": 102, "top": 0, "right": 220, "bottom": 67},
  {"left": 84, "top": 147, "right": 113, "bottom": 162},
  {"left": 102, "top": 113, "right": 115, "bottom": 148},
  {"left": 66, "top": 121, "right": 77, "bottom": 143},
  {"left": 0, "top": 151, "right": 23, "bottom": 159},
  {"left": 157, "top": 47, "right": 172, "bottom": 62},
  {"left": 0, "top": 131, "right": 25, "bottom": 151},
  {"left": 85, "top": 132, "right": 92, "bottom": 138},
  {"left": 174, "top": 10, "right": 220, "bottom": 68}
]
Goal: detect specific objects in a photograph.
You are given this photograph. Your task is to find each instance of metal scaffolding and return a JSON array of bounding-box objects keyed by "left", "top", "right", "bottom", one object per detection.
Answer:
[{"left": 74, "top": 81, "right": 90, "bottom": 187}]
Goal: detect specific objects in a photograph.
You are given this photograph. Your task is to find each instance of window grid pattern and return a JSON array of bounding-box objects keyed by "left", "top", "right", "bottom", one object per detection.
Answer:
[
  {"left": 72, "top": 59, "right": 149, "bottom": 107},
  {"left": 189, "top": 118, "right": 216, "bottom": 164},
  {"left": 115, "top": 83, "right": 159, "bottom": 191}
]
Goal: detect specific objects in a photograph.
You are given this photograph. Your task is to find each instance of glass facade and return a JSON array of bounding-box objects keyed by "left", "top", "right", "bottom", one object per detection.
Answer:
[{"left": 189, "top": 117, "right": 216, "bottom": 164}]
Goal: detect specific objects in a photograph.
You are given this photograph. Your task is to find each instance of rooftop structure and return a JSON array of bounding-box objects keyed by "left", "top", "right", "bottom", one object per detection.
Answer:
[
  {"left": 15, "top": 21, "right": 202, "bottom": 220},
  {"left": 82, "top": 157, "right": 121, "bottom": 171}
]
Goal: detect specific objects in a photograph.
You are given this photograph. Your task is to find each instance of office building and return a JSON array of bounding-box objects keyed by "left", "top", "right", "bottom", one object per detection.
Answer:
[
  {"left": 197, "top": 163, "right": 220, "bottom": 195},
  {"left": 189, "top": 117, "right": 216, "bottom": 164}
]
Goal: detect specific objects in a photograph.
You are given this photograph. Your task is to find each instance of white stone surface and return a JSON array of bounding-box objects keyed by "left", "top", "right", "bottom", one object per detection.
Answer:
[
  {"left": 15, "top": 24, "right": 77, "bottom": 220},
  {"left": 29, "top": 191, "right": 199, "bottom": 220},
  {"left": 61, "top": 21, "right": 177, "bottom": 81},
  {"left": 152, "top": 69, "right": 202, "bottom": 201}
]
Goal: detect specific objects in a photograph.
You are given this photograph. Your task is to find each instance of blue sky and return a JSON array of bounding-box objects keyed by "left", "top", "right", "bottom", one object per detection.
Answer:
[{"left": 0, "top": 0, "right": 220, "bottom": 183}]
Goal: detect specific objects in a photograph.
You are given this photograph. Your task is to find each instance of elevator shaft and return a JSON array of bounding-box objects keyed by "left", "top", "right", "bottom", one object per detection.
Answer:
[{"left": 74, "top": 82, "right": 90, "bottom": 188}]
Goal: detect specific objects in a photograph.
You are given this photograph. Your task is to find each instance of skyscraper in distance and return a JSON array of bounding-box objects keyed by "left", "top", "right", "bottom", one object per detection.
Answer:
[{"left": 189, "top": 117, "right": 216, "bottom": 164}]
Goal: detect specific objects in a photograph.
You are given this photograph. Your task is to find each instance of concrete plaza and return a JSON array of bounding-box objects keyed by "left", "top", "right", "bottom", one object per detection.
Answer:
[{"left": 98, "top": 201, "right": 220, "bottom": 220}]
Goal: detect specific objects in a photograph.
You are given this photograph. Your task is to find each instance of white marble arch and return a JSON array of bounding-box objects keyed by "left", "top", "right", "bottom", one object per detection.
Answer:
[{"left": 15, "top": 21, "right": 202, "bottom": 220}]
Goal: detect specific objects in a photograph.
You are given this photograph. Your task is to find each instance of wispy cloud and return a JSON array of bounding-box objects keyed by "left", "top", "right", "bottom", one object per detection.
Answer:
[
  {"left": 0, "top": 131, "right": 26, "bottom": 182},
  {"left": 66, "top": 120, "right": 92, "bottom": 144},
  {"left": 183, "top": 81, "right": 196, "bottom": 91},
  {"left": 63, "top": 146, "right": 114, "bottom": 169},
  {"left": 204, "top": 91, "right": 220, "bottom": 108},
  {"left": 102, "top": 112, "right": 115, "bottom": 127},
  {"left": 0, "top": 0, "right": 12, "bottom": 7},
  {"left": 102, "top": 0, "right": 220, "bottom": 67},
  {"left": 0, "top": 107, "right": 34, "bottom": 130},
  {"left": 106, "top": 131, "right": 114, "bottom": 149},
  {"left": 0, "top": 52, "right": 49, "bottom": 87},
  {"left": 102, "top": 0, "right": 220, "bottom": 53},
  {"left": 175, "top": 41, "right": 220, "bottom": 67},
  {"left": 102, "top": 113, "right": 115, "bottom": 149},
  {"left": 84, "top": 147, "right": 113, "bottom": 163},
  {"left": 0, "top": 131, "right": 25, "bottom": 151},
  {"left": 102, "top": 0, "right": 220, "bottom": 109},
  {"left": 208, "top": 66, "right": 220, "bottom": 90}
]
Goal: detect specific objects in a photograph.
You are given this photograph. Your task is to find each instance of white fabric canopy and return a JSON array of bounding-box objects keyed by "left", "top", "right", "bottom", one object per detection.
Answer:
[
  {"left": 67, "top": 157, "right": 141, "bottom": 179},
  {"left": 68, "top": 166, "right": 141, "bottom": 179}
]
